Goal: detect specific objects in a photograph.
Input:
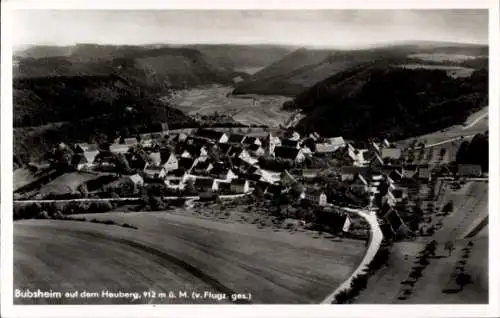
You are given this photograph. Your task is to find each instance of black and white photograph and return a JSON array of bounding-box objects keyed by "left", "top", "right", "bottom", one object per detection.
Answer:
[{"left": 1, "top": 1, "right": 497, "bottom": 316}]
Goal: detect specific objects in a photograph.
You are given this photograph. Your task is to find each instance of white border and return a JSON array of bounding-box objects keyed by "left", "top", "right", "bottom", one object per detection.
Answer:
[{"left": 1, "top": 0, "right": 499, "bottom": 317}]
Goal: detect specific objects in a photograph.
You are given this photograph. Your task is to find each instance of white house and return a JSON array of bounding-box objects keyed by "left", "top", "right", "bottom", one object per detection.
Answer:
[{"left": 300, "top": 189, "right": 328, "bottom": 206}]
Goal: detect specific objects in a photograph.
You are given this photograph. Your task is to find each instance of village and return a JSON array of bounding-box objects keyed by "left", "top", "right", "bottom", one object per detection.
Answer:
[{"left": 14, "top": 124, "right": 487, "bottom": 241}]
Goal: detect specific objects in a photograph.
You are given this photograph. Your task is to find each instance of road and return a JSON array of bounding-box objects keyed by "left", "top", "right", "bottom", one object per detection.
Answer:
[
  {"left": 14, "top": 193, "right": 248, "bottom": 204},
  {"left": 462, "top": 109, "right": 488, "bottom": 130},
  {"left": 424, "top": 134, "right": 475, "bottom": 149},
  {"left": 320, "top": 206, "right": 383, "bottom": 304}
]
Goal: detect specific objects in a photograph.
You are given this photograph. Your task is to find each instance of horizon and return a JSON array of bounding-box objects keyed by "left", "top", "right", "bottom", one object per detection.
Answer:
[{"left": 12, "top": 10, "right": 488, "bottom": 50}]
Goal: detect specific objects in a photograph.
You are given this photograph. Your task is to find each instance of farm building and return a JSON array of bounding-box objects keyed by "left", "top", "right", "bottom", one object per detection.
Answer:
[
  {"left": 230, "top": 178, "right": 250, "bottom": 193},
  {"left": 457, "top": 164, "right": 483, "bottom": 177}
]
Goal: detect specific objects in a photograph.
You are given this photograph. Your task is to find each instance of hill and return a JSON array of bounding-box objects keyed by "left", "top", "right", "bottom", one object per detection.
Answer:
[
  {"left": 232, "top": 42, "right": 488, "bottom": 96},
  {"left": 184, "top": 44, "right": 295, "bottom": 72},
  {"left": 14, "top": 45, "right": 245, "bottom": 92},
  {"left": 292, "top": 63, "right": 487, "bottom": 140},
  {"left": 14, "top": 75, "right": 195, "bottom": 163}
]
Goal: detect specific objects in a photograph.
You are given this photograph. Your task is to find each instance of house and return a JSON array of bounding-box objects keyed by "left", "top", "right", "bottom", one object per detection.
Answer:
[
  {"left": 227, "top": 134, "right": 246, "bottom": 144},
  {"left": 84, "top": 151, "right": 99, "bottom": 166},
  {"left": 281, "top": 170, "right": 298, "bottom": 188},
  {"left": 370, "top": 153, "right": 385, "bottom": 168},
  {"left": 387, "top": 186, "right": 408, "bottom": 207},
  {"left": 128, "top": 174, "right": 145, "bottom": 187},
  {"left": 382, "top": 208, "right": 410, "bottom": 237},
  {"left": 127, "top": 152, "right": 151, "bottom": 170},
  {"left": 401, "top": 165, "right": 419, "bottom": 179},
  {"left": 260, "top": 169, "right": 282, "bottom": 184},
  {"left": 302, "top": 169, "right": 321, "bottom": 181},
  {"left": 196, "top": 129, "right": 229, "bottom": 143},
  {"left": 159, "top": 151, "right": 179, "bottom": 172},
  {"left": 230, "top": 178, "right": 250, "bottom": 193},
  {"left": 143, "top": 166, "right": 166, "bottom": 180},
  {"left": 243, "top": 136, "right": 262, "bottom": 146},
  {"left": 457, "top": 164, "right": 482, "bottom": 177},
  {"left": 194, "top": 177, "right": 217, "bottom": 192},
  {"left": 238, "top": 149, "right": 259, "bottom": 165},
  {"left": 309, "top": 132, "right": 321, "bottom": 141},
  {"left": 247, "top": 143, "right": 265, "bottom": 157},
  {"left": 210, "top": 164, "right": 237, "bottom": 182},
  {"left": 148, "top": 152, "right": 162, "bottom": 167},
  {"left": 73, "top": 144, "right": 86, "bottom": 154},
  {"left": 340, "top": 166, "right": 369, "bottom": 182},
  {"left": 387, "top": 169, "right": 403, "bottom": 184},
  {"left": 122, "top": 137, "right": 139, "bottom": 145},
  {"left": 181, "top": 145, "right": 208, "bottom": 159},
  {"left": 316, "top": 210, "right": 352, "bottom": 233},
  {"left": 326, "top": 137, "right": 346, "bottom": 150},
  {"left": 215, "top": 180, "right": 231, "bottom": 194},
  {"left": 273, "top": 147, "right": 305, "bottom": 163},
  {"left": 192, "top": 159, "right": 214, "bottom": 175},
  {"left": 268, "top": 133, "right": 282, "bottom": 155},
  {"left": 381, "top": 148, "right": 402, "bottom": 161},
  {"left": 300, "top": 188, "right": 328, "bottom": 206},
  {"left": 315, "top": 143, "right": 336, "bottom": 154},
  {"left": 281, "top": 139, "right": 300, "bottom": 149},
  {"left": 350, "top": 174, "right": 369, "bottom": 194},
  {"left": 178, "top": 157, "right": 195, "bottom": 171},
  {"left": 71, "top": 154, "right": 89, "bottom": 171},
  {"left": 418, "top": 165, "right": 432, "bottom": 181}
]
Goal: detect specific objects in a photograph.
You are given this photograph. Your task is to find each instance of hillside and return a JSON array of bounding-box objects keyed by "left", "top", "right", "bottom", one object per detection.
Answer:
[
  {"left": 14, "top": 75, "right": 195, "bottom": 163},
  {"left": 14, "top": 45, "right": 244, "bottom": 92},
  {"left": 232, "top": 42, "right": 488, "bottom": 96},
  {"left": 15, "top": 214, "right": 365, "bottom": 304},
  {"left": 292, "top": 63, "right": 487, "bottom": 140},
  {"left": 184, "top": 44, "right": 294, "bottom": 72}
]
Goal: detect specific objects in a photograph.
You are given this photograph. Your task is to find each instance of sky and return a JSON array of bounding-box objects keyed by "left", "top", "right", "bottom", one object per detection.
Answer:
[{"left": 12, "top": 9, "right": 488, "bottom": 49}]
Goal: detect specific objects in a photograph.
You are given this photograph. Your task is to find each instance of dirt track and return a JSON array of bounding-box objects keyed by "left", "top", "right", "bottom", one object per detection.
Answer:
[{"left": 14, "top": 213, "right": 365, "bottom": 304}]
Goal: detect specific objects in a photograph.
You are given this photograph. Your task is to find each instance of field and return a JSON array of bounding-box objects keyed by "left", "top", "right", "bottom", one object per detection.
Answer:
[
  {"left": 396, "top": 106, "right": 488, "bottom": 148},
  {"left": 396, "top": 64, "right": 475, "bottom": 78},
  {"left": 168, "top": 85, "right": 293, "bottom": 127},
  {"left": 355, "top": 181, "right": 488, "bottom": 304},
  {"left": 38, "top": 172, "right": 109, "bottom": 198},
  {"left": 14, "top": 212, "right": 366, "bottom": 304}
]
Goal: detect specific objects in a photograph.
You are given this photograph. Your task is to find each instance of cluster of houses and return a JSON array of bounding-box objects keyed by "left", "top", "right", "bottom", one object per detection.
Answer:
[{"left": 47, "top": 127, "right": 484, "bottom": 237}]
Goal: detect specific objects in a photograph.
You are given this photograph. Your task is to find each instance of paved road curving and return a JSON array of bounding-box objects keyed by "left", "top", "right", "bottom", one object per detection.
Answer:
[{"left": 321, "top": 207, "right": 383, "bottom": 304}]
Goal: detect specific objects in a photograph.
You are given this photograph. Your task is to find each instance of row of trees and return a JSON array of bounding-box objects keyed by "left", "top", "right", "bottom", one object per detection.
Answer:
[{"left": 334, "top": 246, "right": 391, "bottom": 304}]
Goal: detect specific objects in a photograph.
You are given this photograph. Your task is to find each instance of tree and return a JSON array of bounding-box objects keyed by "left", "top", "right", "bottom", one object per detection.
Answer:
[
  {"left": 443, "top": 201, "right": 454, "bottom": 214},
  {"left": 445, "top": 241, "right": 455, "bottom": 256},
  {"left": 455, "top": 273, "right": 472, "bottom": 290}
]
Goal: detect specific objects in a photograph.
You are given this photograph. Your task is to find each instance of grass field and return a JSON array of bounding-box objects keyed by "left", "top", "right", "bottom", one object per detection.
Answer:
[
  {"left": 396, "top": 64, "right": 475, "bottom": 78},
  {"left": 355, "top": 181, "right": 488, "bottom": 304},
  {"left": 14, "top": 212, "right": 366, "bottom": 304},
  {"left": 168, "top": 85, "right": 293, "bottom": 127},
  {"left": 38, "top": 172, "right": 108, "bottom": 198},
  {"left": 396, "top": 106, "right": 488, "bottom": 148}
]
